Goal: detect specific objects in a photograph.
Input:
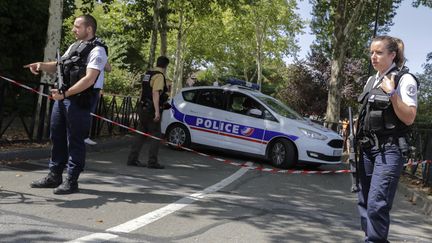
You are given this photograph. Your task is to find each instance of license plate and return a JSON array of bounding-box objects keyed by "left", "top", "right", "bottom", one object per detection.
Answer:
[{"left": 333, "top": 149, "right": 342, "bottom": 156}]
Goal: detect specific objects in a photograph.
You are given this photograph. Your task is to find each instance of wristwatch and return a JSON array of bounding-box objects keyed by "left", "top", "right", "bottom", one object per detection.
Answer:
[{"left": 387, "top": 89, "right": 396, "bottom": 97}]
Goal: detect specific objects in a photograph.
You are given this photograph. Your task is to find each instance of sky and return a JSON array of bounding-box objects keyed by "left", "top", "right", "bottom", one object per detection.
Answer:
[{"left": 292, "top": 0, "right": 432, "bottom": 74}]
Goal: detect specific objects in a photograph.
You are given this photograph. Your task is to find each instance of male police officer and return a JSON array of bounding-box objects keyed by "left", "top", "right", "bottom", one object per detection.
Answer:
[
  {"left": 127, "top": 56, "right": 170, "bottom": 169},
  {"left": 24, "top": 15, "right": 108, "bottom": 194}
]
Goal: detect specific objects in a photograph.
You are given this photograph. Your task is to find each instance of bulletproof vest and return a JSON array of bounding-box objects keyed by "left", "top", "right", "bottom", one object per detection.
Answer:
[
  {"left": 61, "top": 38, "right": 107, "bottom": 91},
  {"left": 357, "top": 66, "right": 418, "bottom": 137},
  {"left": 140, "top": 70, "right": 169, "bottom": 110}
]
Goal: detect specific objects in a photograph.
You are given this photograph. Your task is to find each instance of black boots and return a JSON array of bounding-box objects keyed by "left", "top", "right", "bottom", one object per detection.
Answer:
[
  {"left": 147, "top": 163, "right": 165, "bottom": 169},
  {"left": 30, "top": 173, "right": 79, "bottom": 194},
  {"left": 53, "top": 176, "right": 79, "bottom": 195},
  {"left": 30, "top": 172, "right": 62, "bottom": 188},
  {"left": 127, "top": 160, "right": 147, "bottom": 167}
]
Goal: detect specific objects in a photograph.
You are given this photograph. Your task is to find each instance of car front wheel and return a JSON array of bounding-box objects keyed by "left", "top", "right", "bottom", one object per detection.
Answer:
[
  {"left": 269, "top": 139, "right": 297, "bottom": 169},
  {"left": 166, "top": 123, "right": 191, "bottom": 149}
]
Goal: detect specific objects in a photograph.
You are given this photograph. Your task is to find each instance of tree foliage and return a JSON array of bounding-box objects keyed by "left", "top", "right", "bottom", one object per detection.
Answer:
[
  {"left": 309, "top": 0, "right": 402, "bottom": 127},
  {"left": 0, "top": 0, "right": 49, "bottom": 81},
  {"left": 412, "top": 0, "right": 432, "bottom": 8},
  {"left": 416, "top": 53, "right": 432, "bottom": 123},
  {"left": 276, "top": 50, "right": 364, "bottom": 117}
]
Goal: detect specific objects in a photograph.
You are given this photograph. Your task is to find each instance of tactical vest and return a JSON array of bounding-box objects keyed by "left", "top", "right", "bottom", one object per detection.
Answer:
[
  {"left": 357, "top": 66, "right": 418, "bottom": 138},
  {"left": 61, "top": 38, "right": 107, "bottom": 92},
  {"left": 140, "top": 70, "right": 169, "bottom": 111}
]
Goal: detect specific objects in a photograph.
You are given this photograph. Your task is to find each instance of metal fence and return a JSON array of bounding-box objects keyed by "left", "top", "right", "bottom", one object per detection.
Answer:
[
  {"left": 1, "top": 78, "right": 431, "bottom": 186},
  {"left": 0, "top": 79, "right": 140, "bottom": 144}
]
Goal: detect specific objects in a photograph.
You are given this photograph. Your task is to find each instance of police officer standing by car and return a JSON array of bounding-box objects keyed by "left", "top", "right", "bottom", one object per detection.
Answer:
[
  {"left": 356, "top": 35, "right": 418, "bottom": 242},
  {"left": 24, "top": 15, "right": 108, "bottom": 194},
  {"left": 126, "top": 56, "right": 170, "bottom": 169}
]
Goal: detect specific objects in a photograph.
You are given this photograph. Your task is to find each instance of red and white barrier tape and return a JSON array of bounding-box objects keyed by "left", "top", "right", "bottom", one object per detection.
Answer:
[
  {"left": 404, "top": 159, "right": 432, "bottom": 167},
  {"left": 2, "top": 74, "right": 430, "bottom": 175}
]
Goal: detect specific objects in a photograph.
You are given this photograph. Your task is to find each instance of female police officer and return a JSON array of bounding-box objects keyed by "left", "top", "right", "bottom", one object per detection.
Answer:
[{"left": 356, "top": 36, "right": 418, "bottom": 242}]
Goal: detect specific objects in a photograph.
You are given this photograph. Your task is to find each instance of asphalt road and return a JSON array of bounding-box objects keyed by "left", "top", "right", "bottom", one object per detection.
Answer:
[{"left": 1, "top": 144, "right": 431, "bottom": 242}]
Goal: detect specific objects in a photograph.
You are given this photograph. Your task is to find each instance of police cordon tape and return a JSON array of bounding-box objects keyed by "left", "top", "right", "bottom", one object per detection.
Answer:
[{"left": 1, "top": 74, "right": 431, "bottom": 174}]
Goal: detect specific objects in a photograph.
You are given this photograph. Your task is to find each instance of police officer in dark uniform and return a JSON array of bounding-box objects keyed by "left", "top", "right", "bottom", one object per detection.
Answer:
[
  {"left": 24, "top": 15, "right": 108, "bottom": 194},
  {"left": 356, "top": 36, "right": 418, "bottom": 242},
  {"left": 127, "top": 56, "right": 170, "bottom": 169}
]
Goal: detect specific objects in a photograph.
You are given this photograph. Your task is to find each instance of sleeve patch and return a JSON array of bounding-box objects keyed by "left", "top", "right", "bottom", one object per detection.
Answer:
[
  {"left": 96, "top": 57, "right": 102, "bottom": 65},
  {"left": 406, "top": 84, "right": 417, "bottom": 96}
]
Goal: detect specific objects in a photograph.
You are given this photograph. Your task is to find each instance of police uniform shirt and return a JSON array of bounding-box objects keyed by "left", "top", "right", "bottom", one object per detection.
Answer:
[
  {"left": 150, "top": 67, "right": 166, "bottom": 92},
  {"left": 63, "top": 42, "right": 108, "bottom": 88},
  {"left": 367, "top": 63, "right": 418, "bottom": 108}
]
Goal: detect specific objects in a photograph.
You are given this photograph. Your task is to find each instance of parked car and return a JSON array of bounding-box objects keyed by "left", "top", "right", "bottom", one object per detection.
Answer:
[{"left": 161, "top": 82, "right": 343, "bottom": 168}]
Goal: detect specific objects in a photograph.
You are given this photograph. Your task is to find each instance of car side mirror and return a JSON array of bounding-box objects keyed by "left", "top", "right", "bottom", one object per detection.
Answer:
[{"left": 249, "top": 108, "right": 262, "bottom": 117}]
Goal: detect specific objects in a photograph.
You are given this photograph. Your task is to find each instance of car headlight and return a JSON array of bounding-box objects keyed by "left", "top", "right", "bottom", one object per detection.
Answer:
[{"left": 299, "top": 128, "right": 328, "bottom": 140}]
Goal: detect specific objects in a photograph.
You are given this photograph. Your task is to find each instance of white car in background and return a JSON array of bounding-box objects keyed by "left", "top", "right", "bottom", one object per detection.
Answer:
[{"left": 161, "top": 82, "right": 343, "bottom": 168}]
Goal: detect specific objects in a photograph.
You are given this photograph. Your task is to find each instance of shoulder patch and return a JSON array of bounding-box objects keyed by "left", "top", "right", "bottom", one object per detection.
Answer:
[
  {"left": 96, "top": 57, "right": 103, "bottom": 65},
  {"left": 406, "top": 84, "right": 417, "bottom": 96}
]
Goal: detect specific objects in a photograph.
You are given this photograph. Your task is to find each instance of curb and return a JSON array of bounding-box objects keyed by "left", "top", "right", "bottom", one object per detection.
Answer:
[
  {"left": 0, "top": 135, "right": 134, "bottom": 162},
  {"left": 398, "top": 177, "right": 432, "bottom": 216}
]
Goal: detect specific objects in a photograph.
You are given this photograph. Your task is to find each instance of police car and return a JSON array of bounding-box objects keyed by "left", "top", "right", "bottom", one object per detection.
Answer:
[{"left": 161, "top": 80, "right": 343, "bottom": 168}]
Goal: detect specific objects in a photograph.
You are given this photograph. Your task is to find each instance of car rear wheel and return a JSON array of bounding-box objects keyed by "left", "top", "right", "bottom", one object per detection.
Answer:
[
  {"left": 166, "top": 123, "right": 191, "bottom": 149},
  {"left": 269, "top": 139, "right": 297, "bottom": 169}
]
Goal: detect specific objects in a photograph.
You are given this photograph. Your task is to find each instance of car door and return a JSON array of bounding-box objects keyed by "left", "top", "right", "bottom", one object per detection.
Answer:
[
  {"left": 220, "top": 91, "right": 268, "bottom": 155},
  {"left": 181, "top": 88, "right": 227, "bottom": 147}
]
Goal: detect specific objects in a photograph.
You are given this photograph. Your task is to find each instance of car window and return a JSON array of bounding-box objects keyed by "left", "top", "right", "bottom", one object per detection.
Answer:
[
  {"left": 182, "top": 90, "right": 197, "bottom": 102},
  {"left": 254, "top": 95, "right": 303, "bottom": 120},
  {"left": 195, "top": 89, "right": 225, "bottom": 109},
  {"left": 228, "top": 92, "right": 270, "bottom": 119}
]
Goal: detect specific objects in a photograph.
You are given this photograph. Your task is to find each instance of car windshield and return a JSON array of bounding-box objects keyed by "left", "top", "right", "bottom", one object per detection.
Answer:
[{"left": 252, "top": 93, "right": 304, "bottom": 120}]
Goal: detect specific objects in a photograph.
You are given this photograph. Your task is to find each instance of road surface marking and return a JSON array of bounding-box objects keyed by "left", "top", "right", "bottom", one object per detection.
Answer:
[{"left": 68, "top": 162, "right": 252, "bottom": 242}]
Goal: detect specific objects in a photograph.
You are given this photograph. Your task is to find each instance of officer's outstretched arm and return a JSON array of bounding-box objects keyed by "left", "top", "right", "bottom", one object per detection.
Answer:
[
  {"left": 24, "top": 61, "right": 57, "bottom": 75},
  {"left": 63, "top": 68, "right": 100, "bottom": 98}
]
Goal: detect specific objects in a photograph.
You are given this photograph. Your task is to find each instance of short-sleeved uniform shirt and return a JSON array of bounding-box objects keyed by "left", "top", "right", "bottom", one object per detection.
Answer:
[
  {"left": 150, "top": 67, "right": 166, "bottom": 92},
  {"left": 63, "top": 41, "right": 108, "bottom": 88},
  {"left": 367, "top": 63, "right": 418, "bottom": 107}
]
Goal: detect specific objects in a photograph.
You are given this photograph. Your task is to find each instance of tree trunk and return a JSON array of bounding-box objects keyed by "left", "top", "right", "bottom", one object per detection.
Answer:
[
  {"left": 33, "top": 0, "right": 63, "bottom": 140},
  {"left": 41, "top": 0, "right": 63, "bottom": 84},
  {"left": 173, "top": 9, "right": 184, "bottom": 96},
  {"left": 148, "top": 0, "right": 160, "bottom": 68},
  {"left": 326, "top": 53, "right": 345, "bottom": 130},
  {"left": 325, "top": 0, "right": 367, "bottom": 130},
  {"left": 255, "top": 24, "right": 264, "bottom": 91},
  {"left": 159, "top": 0, "right": 169, "bottom": 56}
]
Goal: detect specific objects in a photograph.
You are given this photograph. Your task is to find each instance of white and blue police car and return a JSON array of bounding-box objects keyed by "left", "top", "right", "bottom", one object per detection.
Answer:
[{"left": 161, "top": 80, "right": 343, "bottom": 168}]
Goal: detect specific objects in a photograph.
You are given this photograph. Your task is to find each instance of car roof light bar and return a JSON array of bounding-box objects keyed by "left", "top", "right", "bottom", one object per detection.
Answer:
[{"left": 226, "top": 78, "right": 260, "bottom": 91}]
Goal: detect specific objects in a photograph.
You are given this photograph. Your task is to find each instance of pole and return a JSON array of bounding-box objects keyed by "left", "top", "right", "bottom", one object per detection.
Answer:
[
  {"left": 348, "top": 107, "right": 360, "bottom": 193},
  {"left": 367, "top": 0, "right": 381, "bottom": 76}
]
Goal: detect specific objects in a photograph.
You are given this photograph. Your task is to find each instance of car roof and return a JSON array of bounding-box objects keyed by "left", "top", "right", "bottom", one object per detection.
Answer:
[{"left": 180, "top": 84, "right": 262, "bottom": 95}]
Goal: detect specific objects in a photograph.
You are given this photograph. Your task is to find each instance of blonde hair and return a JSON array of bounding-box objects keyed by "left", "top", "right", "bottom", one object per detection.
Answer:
[{"left": 372, "top": 35, "right": 405, "bottom": 68}]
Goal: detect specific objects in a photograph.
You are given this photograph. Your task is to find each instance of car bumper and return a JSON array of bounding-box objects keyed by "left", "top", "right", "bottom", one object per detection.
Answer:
[{"left": 306, "top": 150, "right": 342, "bottom": 163}]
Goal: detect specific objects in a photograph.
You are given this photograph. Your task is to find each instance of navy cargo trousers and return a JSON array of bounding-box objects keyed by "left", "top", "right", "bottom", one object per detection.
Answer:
[
  {"left": 357, "top": 141, "right": 404, "bottom": 243},
  {"left": 48, "top": 98, "right": 91, "bottom": 180}
]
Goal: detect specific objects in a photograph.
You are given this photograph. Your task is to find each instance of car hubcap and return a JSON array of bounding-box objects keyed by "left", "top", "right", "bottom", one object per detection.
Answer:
[
  {"left": 169, "top": 127, "right": 186, "bottom": 145},
  {"left": 272, "top": 143, "right": 285, "bottom": 165}
]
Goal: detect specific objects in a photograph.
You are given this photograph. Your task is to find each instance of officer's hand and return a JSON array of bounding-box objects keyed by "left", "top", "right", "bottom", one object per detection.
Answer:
[
  {"left": 381, "top": 74, "right": 396, "bottom": 94},
  {"left": 50, "top": 88, "right": 65, "bottom": 101},
  {"left": 23, "top": 62, "right": 41, "bottom": 75},
  {"left": 153, "top": 112, "right": 160, "bottom": 122}
]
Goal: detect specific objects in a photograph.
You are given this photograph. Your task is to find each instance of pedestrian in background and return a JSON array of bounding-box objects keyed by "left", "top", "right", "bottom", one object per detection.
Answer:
[{"left": 84, "top": 60, "right": 111, "bottom": 145}]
